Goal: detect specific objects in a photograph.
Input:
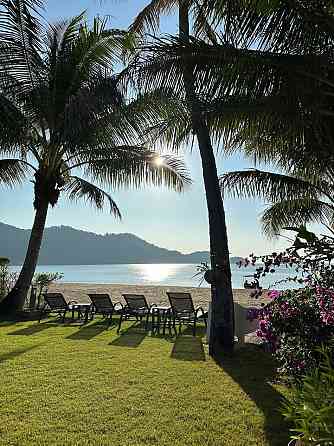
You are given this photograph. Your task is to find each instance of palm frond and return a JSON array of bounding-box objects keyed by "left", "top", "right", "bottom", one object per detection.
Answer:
[
  {"left": 67, "top": 146, "right": 191, "bottom": 193},
  {"left": 201, "top": 0, "right": 334, "bottom": 52},
  {"left": 0, "top": 0, "right": 44, "bottom": 89},
  {"left": 129, "top": 0, "right": 178, "bottom": 35},
  {"left": 65, "top": 176, "right": 121, "bottom": 218},
  {"left": 220, "top": 169, "right": 324, "bottom": 203},
  {"left": 262, "top": 198, "right": 334, "bottom": 237},
  {"left": 0, "top": 158, "right": 28, "bottom": 186},
  {"left": 0, "top": 93, "right": 29, "bottom": 153}
]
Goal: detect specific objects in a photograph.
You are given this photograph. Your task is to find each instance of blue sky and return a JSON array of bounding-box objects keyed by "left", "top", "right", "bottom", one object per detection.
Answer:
[{"left": 0, "top": 0, "right": 283, "bottom": 256}]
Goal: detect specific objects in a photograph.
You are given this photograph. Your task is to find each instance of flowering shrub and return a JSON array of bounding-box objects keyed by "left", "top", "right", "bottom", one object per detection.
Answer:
[
  {"left": 239, "top": 226, "right": 334, "bottom": 294},
  {"left": 248, "top": 287, "right": 334, "bottom": 378}
]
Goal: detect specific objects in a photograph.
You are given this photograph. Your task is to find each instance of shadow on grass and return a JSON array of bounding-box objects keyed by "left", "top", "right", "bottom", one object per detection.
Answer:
[
  {"left": 7, "top": 323, "right": 54, "bottom": 336},
  {"left": 66, "top": 320, "right": 115, "bottom": 340},
  {"left": 110, "top": 321, "right": 148, "bottom": 348},
  {"left": 0, "top": 344, "right": 42, "bottom": 364},
  {"left": 0, "top": 320, "right": 20, "bottom": 327},
  {"left": 171, "top": 335, "right": 206, "bottom": 361},
  {"left": 216, "top": 344, "right": 289, "bottom": 446}
]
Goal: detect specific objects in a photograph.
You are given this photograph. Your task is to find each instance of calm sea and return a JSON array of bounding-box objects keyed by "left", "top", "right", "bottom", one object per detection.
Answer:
[{"left": 10, "top": 263, "right": 301, "bottom": 289}]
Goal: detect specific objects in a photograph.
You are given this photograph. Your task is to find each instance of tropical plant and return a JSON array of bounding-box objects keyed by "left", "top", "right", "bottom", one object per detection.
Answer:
[
  {"left": 248, "top": 286, "right": 334, "bottom": 379},
  {"left": 129, "top": 0, "right": 236, "bottom": 355},
  {"left": 30, "top": 272, "right": 63, "bottom": 309},
  {"left": 0, "top": 1, "right": 190, "bottom": 314},
  {"left": 130, "top": 0, "right": 334, "bottom": 237},
  {"left": 0, "top": 258, "right": 19, "bottom": 301},
  {"left": 128, "top": 0, "right": 334, "bottom": 353},
  {"left": 210, "top": 1, "right": 334, "bottom": 235},
  {"left": 282, "top": 346, "right": 334, "bottom": 445},
  {"left": 239, "top": 226, "right": 334, "bottom": 290}
]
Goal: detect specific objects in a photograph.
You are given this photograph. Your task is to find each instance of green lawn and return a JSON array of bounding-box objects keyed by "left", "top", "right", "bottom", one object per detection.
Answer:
[{"left": 0, "top": 318, "right": 289, "bottom": 446}]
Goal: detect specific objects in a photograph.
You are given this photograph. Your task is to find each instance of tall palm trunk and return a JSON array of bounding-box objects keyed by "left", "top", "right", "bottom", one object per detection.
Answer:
[
  {"left": 179, "top": 0, "right": 234, "bottom": 354},
  {"left": 0, "top": 199, "right": 49, "bottom": 314}
]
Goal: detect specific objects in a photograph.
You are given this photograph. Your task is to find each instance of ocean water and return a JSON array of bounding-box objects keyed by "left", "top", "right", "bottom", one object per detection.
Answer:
[{"left": 10, "top": 263, "right": 302, "bottom": 289}]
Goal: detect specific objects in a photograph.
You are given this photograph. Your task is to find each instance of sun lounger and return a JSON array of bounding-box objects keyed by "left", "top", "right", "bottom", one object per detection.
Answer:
[
  {"left": 88, "top": 293, "right": 123, "bottom": 328},
  {"left": 167, "top": 292, "right": 207, "bottom": 336}
]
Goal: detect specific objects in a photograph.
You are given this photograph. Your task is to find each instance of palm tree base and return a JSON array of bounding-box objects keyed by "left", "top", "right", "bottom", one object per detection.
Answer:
[{"left": 0, "top": 288, "right": 25, "bottom": 316}]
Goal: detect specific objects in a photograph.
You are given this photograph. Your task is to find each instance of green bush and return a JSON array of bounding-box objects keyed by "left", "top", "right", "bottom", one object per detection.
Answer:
[
  {"left": 0, "top": 258, "right": 18, "bottom": 301},
  {"left": 282, "top": 346, "right": 334, "bottom": 445}
]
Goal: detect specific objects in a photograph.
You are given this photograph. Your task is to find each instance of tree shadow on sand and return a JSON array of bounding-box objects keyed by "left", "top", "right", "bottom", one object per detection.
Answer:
[{"left": 215, "top": 344, "right": 290, "bottom": 446}]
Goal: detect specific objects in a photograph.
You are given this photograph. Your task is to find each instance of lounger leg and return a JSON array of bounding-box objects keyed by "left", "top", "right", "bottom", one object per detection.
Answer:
[
  {"left": 193, "top": 317, "right": 197, "bottom": 336},
  {"left": 38, "top": 310, "right": 45, "bottom": 323},
  {"left": 107, "top": 311, "right": 114, "bottom": 328},
  {"left": 117, "top": 311, "right": 124, "bottom": 333},
  {"left": 172, "top": 317, "right": 177, "bottom": 335},
  {"left": 163, "top": 310, "right": 167, "bottom": 336},
  {"left": 145, "top": 312, "right": 150, "bottom": 330},
  {"left": 62, "top": 310, "right": 67, "bottom": 323}
]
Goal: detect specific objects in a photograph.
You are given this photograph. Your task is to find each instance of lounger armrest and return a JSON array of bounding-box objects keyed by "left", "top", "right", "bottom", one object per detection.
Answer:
[{"left": 114, "top": 302, "right": 124, "bottom": 309}]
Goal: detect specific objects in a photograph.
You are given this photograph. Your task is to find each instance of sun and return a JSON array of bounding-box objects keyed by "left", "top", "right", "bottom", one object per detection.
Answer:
[{"left": 154, "top": 156, "right": 164, "bottom": 167}]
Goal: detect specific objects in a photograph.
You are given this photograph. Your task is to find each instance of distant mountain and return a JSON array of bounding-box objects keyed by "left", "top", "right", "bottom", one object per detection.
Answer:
[{"left": 0, "top": 222, "right": 242, "bottom": 265}]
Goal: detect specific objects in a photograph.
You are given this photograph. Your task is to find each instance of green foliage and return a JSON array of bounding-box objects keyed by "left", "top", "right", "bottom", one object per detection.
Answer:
[
  {"left": 0, "top": 258, "right": 18, "bottom": 301},
  {"left": 0, "top": 3, "right": 191, "bottom": 212},
  {"left": 31, "top": 272, "right": 63, "bottom": 309},
  {"left": 32, "top": 272, "right": 63, "bottom": 290},
  {"left": 252, "top": 287, "right": 334, "bottom": 380},
  {"left": 282, "top": 346, "right": 334, "bottom": 445},
  {"left": 132, "top": 0, "right": 334, "bottom": 235}
]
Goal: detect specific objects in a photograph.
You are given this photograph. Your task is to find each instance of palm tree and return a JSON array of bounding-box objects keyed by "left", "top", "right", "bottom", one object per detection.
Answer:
[
  {"left": 132, "top": 0, "right": 334, "bottom": 238},
  {"left": 130, "top": 0, "right": 235, "bottom": 355},
  {"left": 0, "top": 1, "right": 190, "bottom": 314},
  {"left": 128, "top": 0, "right": 334, "bottom": 354},
  {"left": 201, "top": 1, "right": 334, "bottom": 235}
]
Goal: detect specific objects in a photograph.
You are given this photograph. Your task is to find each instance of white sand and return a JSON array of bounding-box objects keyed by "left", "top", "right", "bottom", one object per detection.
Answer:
[{"left": 49, "top": 283, "right": 264, "bottom": 309}]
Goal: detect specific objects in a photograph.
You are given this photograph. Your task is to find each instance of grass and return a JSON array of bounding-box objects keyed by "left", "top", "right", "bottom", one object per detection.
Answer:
[{"left": 0, "top": 317, "right": 289, "bottom": 446}]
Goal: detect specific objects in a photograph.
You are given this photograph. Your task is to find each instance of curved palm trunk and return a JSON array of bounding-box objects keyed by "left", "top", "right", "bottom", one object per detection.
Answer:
[
  {"left": 0, "top": 200, "right": 49, "bottom": 315},
  {"left": 179, "top": 0, "right": 234, "bottom": 355}
]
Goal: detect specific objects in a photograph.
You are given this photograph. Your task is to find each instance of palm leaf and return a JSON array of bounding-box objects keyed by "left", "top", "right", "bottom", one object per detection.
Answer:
[
  {"left": 220, "top": 169, "right": 326, "bottom": 203},
  {"left": 65, "top": 176, "right": 121, "bottom": 218},
  {"left": 0, "top": 158, "right": 28, "bottom": 186},
  {"left": 71, "top": 147, "right": 191, "bottom": 193},
  {"left": 130, "top": 0, "right": 178, "bottom": 35},
  {"left": 262, "top": 198, "right": 334, "bottom": 237},
  {"left": 0, "top": 0, "right": 44, "bottom": 89}
]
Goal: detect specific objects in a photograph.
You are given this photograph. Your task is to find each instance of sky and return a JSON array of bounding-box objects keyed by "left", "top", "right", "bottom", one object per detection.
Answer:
[{"left": 0, "top": 0, "right": 284, "bottom": 257}]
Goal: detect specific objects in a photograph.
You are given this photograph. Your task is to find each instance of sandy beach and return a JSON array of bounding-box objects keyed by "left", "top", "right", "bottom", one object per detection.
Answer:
[{"left": 49, "top": 283, "right": 263, "bottom": 308}]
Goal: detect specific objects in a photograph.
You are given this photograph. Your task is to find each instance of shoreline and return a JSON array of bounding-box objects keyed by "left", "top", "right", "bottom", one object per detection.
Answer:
[{"left": 49, "top": 282, "right": 263, "bottom": 308}]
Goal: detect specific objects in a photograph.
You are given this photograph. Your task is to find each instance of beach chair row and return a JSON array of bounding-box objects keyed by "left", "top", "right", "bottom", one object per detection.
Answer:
[{"left": 39, "top": 292, "right": 208, "bottom": 336}]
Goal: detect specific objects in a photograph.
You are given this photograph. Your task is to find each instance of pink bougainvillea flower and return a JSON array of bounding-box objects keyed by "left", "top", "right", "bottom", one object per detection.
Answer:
[{"left": 268, "top": 290, "right": 280, "bottom": 300}]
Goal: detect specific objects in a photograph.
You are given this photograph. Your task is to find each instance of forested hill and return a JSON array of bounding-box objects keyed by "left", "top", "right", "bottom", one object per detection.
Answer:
[{"left": 0, "top": 222, "right": 242, "bottom": 265}]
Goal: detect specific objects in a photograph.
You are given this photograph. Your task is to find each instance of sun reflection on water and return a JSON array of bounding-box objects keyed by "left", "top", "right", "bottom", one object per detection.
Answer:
[{"left": 135, "top": 264, "right": 182, "bottom": 283}]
